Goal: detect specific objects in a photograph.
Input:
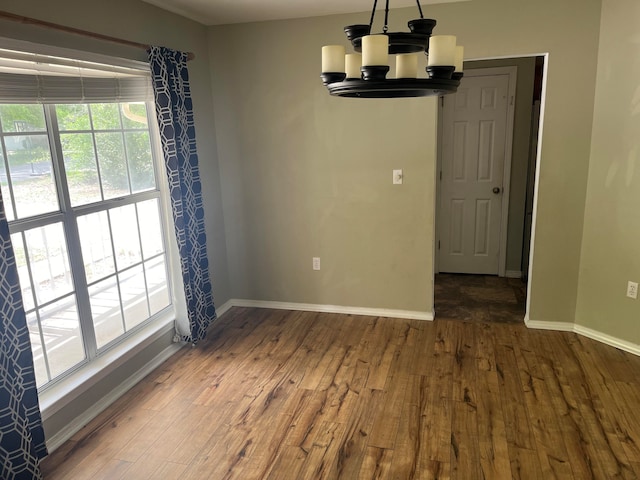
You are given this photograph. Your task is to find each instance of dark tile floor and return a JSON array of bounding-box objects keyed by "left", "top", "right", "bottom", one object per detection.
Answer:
[{"left": 434, "top": 273, "right": 527, "bottom": 323}]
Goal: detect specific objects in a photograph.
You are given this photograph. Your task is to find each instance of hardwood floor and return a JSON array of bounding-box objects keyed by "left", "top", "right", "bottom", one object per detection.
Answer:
[{"left": 41, "top": 306, "right": 640, "bottom": 479}]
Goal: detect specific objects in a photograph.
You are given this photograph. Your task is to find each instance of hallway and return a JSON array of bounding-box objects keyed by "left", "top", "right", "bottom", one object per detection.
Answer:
[{"left": 434, "top": 274, "right": 526, "bottom": 323}]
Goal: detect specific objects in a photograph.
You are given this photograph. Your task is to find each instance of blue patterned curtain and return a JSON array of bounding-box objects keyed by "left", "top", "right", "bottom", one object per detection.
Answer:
[
  {"left": 0, "top": 189, "right": 47, "bottom": 479},
  {"left": 148, "top": 46, "right": 216, "bottom": 343}
]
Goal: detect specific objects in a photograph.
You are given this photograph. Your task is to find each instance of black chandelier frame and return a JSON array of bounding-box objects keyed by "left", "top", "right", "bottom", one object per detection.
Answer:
[{"left": 322, "top": 0, "right": 463, "bottom": 98}]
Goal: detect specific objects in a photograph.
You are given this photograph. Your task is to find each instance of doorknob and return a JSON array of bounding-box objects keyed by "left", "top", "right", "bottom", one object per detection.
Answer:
[{"left": 492, "top": 187, "right": 501, "bottom": 194}]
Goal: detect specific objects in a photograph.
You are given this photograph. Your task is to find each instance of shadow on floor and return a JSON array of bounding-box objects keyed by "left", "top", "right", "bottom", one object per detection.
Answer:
[{"left": 434, "top": 273, "right": 526, "bottom": 323}]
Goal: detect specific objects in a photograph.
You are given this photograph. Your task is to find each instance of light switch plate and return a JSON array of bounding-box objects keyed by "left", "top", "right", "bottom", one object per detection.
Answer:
[{"left": 393, "top": 169, "right": 403, "bottom": 185}]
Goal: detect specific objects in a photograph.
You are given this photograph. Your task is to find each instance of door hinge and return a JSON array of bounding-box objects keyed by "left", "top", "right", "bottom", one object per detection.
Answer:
[
  {"left": 440, "top": 97, "right": 444, "bottom": 107},
  {"left": 438, "top": 240, "right": 441, "bottom": 250},
  {"left": 439, "top": 170, "right": 442, "bottom": 180},
  {"left": 510, "top": 95, "right": 514, "bottom": 106}
]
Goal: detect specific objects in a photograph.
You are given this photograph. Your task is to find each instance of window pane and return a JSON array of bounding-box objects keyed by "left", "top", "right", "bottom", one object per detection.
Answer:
[
  {"left": 40, "top": 296, "right": 85, "bottom": 379},
  {"left": 95, "top": 132, "right": 129, "bottom": 199},
  {"left": 145, "top": 257, "right": 170, "bottom": 316},
  {"left": 125, "top": 131, "right": 155, "bottom": 192},
  {"left": 90, "top": 104, "right": 121, "bottom": 130},
  {"left": 3, "top": 100, "right": 171, "bottom": 389},
  {"left": 138, "top": 199, "right": 164, "bottom": 259},
  {"left": 110, "top": 204, "right": 141, "bottom": 270},
  {"left": 56, "top": 104, "right": 91, "bottom": 131},
  {"left": 6, "top": 134, "right": 58, "bottom": 218},
  {"left": 1, "top": 148, "right": 15, "bottom": 221},
  {"left": 121, "top": 103, "right": 148, "bottom": 130},
  {"left": 89, "top": 277, "right": 125, "bottom": 349},
  {"left": 24, "top": 223, "right": 73, "bottom": 305},
  {"left": 61, "top": 132, "right": 101, "bottom": 205},
  {"left": 78, "top": 211, "right": 115, "bottom": 283},
  {"left": 119, "top": 265, "right": 149, "bottom": 330},
  {"left": 0, "top": 104, "right": 46, "bottom": 133},
  {"left": 27, "top": 312, "right": 49, "bottom": 387},
  {"left": 10, "top": 233, "right": 35, "bottom": 312}
]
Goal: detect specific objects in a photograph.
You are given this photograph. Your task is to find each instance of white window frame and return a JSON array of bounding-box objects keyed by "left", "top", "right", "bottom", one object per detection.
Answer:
[
  {"left": 5, "top": 102, "right": 173, "bottom": 386},
  {"left": 0, "top": 38, "right": 186, "bottom": 420}
]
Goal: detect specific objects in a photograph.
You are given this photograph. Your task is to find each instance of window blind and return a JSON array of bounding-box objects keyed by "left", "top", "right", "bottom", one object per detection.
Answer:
[{"left": 0, "top": 47, "right": 153, "bottom": 103}]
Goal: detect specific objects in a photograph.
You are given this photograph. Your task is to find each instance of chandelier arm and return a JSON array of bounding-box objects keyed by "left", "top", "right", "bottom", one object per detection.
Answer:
[
  {"left": 368, "top": 0, "right": 379, "bottom": 30},
  {"left": 416, "top": 0, "right": 424, "bottom": 18},
  {"left": 383, "top": 0, "right": 390, "bottom": 33}
]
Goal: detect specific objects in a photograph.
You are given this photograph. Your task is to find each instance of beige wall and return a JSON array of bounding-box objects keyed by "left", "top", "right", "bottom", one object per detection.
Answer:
[
  {"left": 210, "top": 14, "right": 438, "bottom": 312},
  {"left": 576, "top": 0, "right": 640, "bottom": 342},
  {"left": 209, "top": 0, "right": 601, "bottom": 321}
]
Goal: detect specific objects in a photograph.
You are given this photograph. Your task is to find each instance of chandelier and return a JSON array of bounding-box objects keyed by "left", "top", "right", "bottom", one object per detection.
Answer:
[{"left": 321, "top": 0, "right": 463, "bottom": 98}]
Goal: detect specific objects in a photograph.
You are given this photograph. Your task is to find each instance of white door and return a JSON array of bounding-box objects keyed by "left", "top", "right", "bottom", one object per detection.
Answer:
[{"left": 438, "top": 67, "right": 516, "bottom": 275}]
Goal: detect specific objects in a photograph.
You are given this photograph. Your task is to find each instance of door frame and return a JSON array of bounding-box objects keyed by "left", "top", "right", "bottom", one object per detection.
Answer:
[{"left": 435, "top": 65, "right": 517, "bottom": 277}]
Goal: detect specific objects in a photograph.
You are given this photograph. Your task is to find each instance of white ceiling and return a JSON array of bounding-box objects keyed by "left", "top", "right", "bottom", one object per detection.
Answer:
[{"left": 140, "top": 0, "right": 467, "bottom": 26}]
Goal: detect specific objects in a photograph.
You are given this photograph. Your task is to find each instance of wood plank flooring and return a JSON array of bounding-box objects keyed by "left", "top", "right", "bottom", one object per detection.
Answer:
[{"left": 41, "top": 305, "right": 640, "bottom": 479}]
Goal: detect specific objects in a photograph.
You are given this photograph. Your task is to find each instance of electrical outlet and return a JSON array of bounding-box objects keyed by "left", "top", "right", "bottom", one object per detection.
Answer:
[
  {"left": 627, "top": 281, "right": 638, "bottom": 299},
  {"left": 313, "top": 257, "right": 321, "bottom": 271},
  {"left": 393, "top": 169, "right": 403, "bottom": 185}
]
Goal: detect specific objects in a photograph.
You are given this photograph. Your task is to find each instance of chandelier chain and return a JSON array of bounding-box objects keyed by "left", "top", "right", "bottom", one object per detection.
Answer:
[
  {"left": 369, "top": 0, "right": 426, "bottom": 33},
  {"left": 383, "top": 0, "right": 390, "bottom": 33},
  {"left": 368, "top": 0, "right": 378, "bottom": 30}
]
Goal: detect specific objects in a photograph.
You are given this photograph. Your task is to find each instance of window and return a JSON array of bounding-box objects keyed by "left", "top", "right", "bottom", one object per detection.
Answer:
[{"left": 0, "top": 48, "right": 173, "bottom": 389}]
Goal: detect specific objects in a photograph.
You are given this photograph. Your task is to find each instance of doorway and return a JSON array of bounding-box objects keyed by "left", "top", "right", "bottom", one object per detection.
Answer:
[
  {"left": 435, "top": 56, "right": 545, "bottom": 321},
  {"left": 437, "top": 66, "right": 516, "bottom": 275}
]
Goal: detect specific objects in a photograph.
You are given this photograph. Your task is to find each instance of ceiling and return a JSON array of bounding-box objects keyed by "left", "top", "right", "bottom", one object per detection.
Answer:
[{"left": 140, "top": 0, "right": 467, "bottom": 26}]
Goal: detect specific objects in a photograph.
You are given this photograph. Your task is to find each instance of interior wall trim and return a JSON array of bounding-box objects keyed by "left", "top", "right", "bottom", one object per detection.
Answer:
[
  {"left": 214, "top": 299, "right": 234, "bottom": 318},
  {"left": 525, "top": 315, "right": 640, "bottom": 357},
  {"left": 225, "top": 299, "right": 435, "bottom": 321},
  {"left": 573, "top": 324, "right": 640, "bottom": 357}
]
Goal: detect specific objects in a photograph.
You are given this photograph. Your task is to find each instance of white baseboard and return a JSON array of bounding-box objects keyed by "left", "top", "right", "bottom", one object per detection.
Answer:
[
  {"left": 524, "top": 314, "right": 574, "bottom": 332},
  {"left": 525, "top": 314, "right": 640, "bottom": 357},
  {"left": 214, "top": 299, "right": 234, "bottom": 318},
  {"left": 45, "top": 342, "right": 184, "bottom": 453},
  {"left": 505, "top": 270, "right": 523, "bottom": 279},
  {"left": 574, "top": 324, "right": 640, "bottom": 357},
  {"left": 225, "top": 299, "right": 435, "bottom": 321}
]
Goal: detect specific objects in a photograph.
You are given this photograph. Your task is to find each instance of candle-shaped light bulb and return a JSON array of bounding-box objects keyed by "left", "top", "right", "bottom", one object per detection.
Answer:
[
  {"left": 322, "top": 45, "right": 346, "bottom": 73},
  {"left": 345, "top": 53, "right": 362, "bottom": 79},
  {"left": 427, "top": 35, "right": 457, "bottom": 66},
  {"left": 362, "top": 35, "right": 389, "bottom": 66},
  {"left": 454, "top": 46, "right": 464, "bottom": 73},
  {"left": 396, "top": 53, "right": 419, "bottom": 78}
]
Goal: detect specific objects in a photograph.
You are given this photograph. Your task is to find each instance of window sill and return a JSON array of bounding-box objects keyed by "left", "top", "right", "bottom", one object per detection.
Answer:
[{"left": 39, "top": 313, "right": 177, "bottom": 422}]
